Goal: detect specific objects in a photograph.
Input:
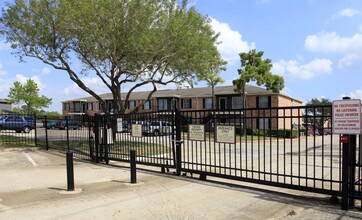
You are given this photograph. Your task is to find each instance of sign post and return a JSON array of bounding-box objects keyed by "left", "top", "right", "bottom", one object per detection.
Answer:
[{"left": 333, "top": 98, "right": 361, "bottom": 210}]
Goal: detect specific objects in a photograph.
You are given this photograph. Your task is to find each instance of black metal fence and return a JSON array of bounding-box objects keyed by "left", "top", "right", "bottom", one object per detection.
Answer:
[
  {"left": 1, "top": 105, "right": 361, "bottom": 211},
  {"left": 0, "top": 113, "right": 37, "bottom": 147}
]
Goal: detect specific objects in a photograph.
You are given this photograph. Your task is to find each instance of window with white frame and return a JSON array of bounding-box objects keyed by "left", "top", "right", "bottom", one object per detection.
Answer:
[
  {"left": 258, "top": 118, "right": 270, "bottom": 130},
  {"left": 64, "top": 103, "right": 70, "bottom": 111},
  {"left": 258, "top": 96, "right": 270, "bottom": 108},
  {"left": 143, "top": 101, "right": 151, "bottom": 110},
  {"left": 129, "top": 100, "right": 136, "bottom": 110},
  {"left": 232, "top": 96, "right": 242, "bottom": 109},
  {"left": 182, "top": 98, "right": 192, "bottom": 109},
  {"left": 87, "top": 102, "right": 93, "bottom": 110},
  {"left": 158, "top": 99, "right": 169, "bottom": 110},
  {"left": 74, "top": 102, "right": 81, "bottom": 112}
]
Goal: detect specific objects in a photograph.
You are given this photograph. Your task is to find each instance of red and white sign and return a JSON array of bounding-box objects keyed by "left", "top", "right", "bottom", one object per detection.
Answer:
[
  {"left": 332, "top": 99, "right": 362, "bottom": 134},
  {"left": 340, "top": 136, "right": 349, "bottom": 143}
]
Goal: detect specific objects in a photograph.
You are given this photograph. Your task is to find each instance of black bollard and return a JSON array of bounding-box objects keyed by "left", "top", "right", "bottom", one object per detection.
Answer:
[
  {"left": 66, "top": 151, "right": 75, "bottom": 191},
  {"left": 130, "top": 149, "right": 137, "bottom": 184}
]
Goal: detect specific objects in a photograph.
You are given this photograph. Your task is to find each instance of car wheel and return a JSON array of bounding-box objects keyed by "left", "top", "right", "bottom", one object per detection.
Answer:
[
  {"left": 23, "top": 126, "right": 31, "bottom": 133},
  {"left": 153, "top": 130, "right": 160, "bottom": 136},
  {"left": 0, "top": 125, "right": 2, "bottom": 132}
]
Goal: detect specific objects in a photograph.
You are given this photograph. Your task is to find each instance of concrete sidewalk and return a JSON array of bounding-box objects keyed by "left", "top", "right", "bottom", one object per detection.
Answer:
[{"left": 0, "top": 148, "right": 361, "bottom": 220}]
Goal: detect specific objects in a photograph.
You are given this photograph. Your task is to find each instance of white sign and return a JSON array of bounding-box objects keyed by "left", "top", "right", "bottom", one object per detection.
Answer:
[
  {"left": 216, "top": 125, "right": 235, "bottom": 144},
  {"left": 332, "top": 99, "right": 361, "bottom": 134},
  {"left": 117, "top": 118, "right": 123, "bottom": 132}
]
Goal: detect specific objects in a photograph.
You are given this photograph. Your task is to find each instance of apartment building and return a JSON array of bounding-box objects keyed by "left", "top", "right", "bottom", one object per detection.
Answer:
[
  {"left": 0, "top": 99, "right": 12, "bottom": 114},
  {"left": 62, "top": 85, "right": 303, "bottom": 130}
]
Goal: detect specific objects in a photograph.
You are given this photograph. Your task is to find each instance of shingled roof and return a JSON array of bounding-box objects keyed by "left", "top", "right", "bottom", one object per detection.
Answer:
[{"left": 63, "top": 85, "right": 302, "bottom": 103}]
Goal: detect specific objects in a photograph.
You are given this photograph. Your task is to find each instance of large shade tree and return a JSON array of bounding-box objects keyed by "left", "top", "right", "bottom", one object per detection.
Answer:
[
  {"left": 233, "top": 49, "right": 284, "bottom": 108},
  {"left": 0, "top": 0, "right": 226, "bottom": 114}
]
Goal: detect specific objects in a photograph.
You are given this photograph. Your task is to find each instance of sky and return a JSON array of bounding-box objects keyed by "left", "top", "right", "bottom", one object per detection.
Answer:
[{"left": 0, "top": 0, "right": 362, "bottom": 112}]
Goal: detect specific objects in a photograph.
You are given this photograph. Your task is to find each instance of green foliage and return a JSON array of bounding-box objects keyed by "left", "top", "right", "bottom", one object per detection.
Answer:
[
  {"left": 233, "top": 49, "right": 285, "bottom": 96},
  {"left": 305, "top": 98, "right": 332, "bottom": 127},
  {"left": 246, "top": 129, "right": 299, "bottom": 138},
  {"left": 7, "top": 79, "right": 52, "bottom": 114},
  {"left": 1, "top": 0, "right": 225, "bottom": 114}
]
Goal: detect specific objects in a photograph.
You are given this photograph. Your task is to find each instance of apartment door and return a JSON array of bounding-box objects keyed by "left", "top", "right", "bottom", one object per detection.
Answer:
[{"left": 219, "top": 97, "right": 226, "bottom": 110}]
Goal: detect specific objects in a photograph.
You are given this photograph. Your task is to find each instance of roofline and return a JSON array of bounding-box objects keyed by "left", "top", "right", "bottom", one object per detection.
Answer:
[{"left": 61, "top": 85, "right": 303, "bottom": 103}]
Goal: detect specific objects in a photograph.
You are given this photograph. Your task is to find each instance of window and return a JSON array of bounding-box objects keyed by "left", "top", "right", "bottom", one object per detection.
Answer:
[
  {"left": 182, "top": 98, "right": 192, "bottom": 109},
  {"left": 203, "top": 98, "right": 212, "bottom": 109},
  {"left": 129, "top": 100, "right": 136, "bottom": 110},
  {"left": 87, "top": 102, "right": 93, "bottom": 111},
  {"left": 143, "top": 101, "right": 151, "bottom": 110},
  {"left": 74, "top": 102, "right": 81, "bottom": 112},
  {"left": 108, "top": 102, "right": 113, "bottom": 112},
  {"left": 258, "top": 118, "right": 270, "bottom": 130},
  {"left": 158, "top": 99, "right": 169, "bottom": 110},
  {"left": 63, "top": 103, "right": 70, "bottom": 111},
  {"left": 258, "top": 96, "right": 270, "bottom": 108},
  {"left": 232, "top": 97, "right": 242, "bottom": 109}
]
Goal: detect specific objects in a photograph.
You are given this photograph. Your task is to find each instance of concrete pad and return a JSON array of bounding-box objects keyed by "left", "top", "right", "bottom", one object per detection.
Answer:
[{"left": 0, "top": 149, "right": 361, "bottom": 220}]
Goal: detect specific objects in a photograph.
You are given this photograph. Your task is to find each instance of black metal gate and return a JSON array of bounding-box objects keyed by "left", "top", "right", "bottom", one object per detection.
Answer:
[
  {"left": 23, "top": 105, "right": 362, "bottom": 211},
  {"left": 93, "top": 111, "right": 176, "bottom": 170}
]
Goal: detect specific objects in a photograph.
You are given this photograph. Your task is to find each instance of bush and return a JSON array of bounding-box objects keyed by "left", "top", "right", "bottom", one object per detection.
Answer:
[{"left": 267, "top": 129, "right": 299, "bottom": 138}]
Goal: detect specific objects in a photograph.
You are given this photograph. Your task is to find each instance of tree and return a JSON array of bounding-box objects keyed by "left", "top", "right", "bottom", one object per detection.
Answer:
[
  {"left": 198, "top": 60, "right": 227, "bottom": 110},
  {"left": 305, "top": 98, "right": 332, "bottom": 128},
  {"left": 8, "top": 79, "right": 52, "bottom": 114},
  {"left": 232, "top": 49, "right": 284, "bottom": 108},
  {"left": 1, "top": 0, "right": 225, "bottom": 114}
]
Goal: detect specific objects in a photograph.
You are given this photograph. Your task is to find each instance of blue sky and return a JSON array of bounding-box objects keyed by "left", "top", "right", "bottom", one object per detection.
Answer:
[{"left": 1, "top": 0, "right": 362, "bottom": 112}]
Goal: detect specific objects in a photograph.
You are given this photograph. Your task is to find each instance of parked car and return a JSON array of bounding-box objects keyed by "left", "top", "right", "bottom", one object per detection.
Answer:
[
  {"left": 55, "top": 120, "right": 82, "bottom": 130},
  {"left": 317, "top": 127, "right": 332, "bottom": 135},
  {"left": 306, "top": 125, "right": 320, "bottom": 136},
  {"left": 46, "top": 121, "right": 58, "bottom": 129},
  {"left": 141, "top": 121, "right": 174, "bottom": 136},
  {"left": 0, "top": 115, "right": 35, "bottom": 133}
]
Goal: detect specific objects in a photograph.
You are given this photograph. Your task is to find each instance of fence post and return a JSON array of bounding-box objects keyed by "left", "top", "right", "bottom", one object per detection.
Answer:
[
  {"left": 66, "top": 116, "right": 70, "bottom": 152},
  {"left": 94, "top": 114, "right": 99, "bottom": 163},
  {"left": 341, "top": 135, "right": 350, "bottom": 210},
  {"left": 45, "top": 116, "right": 49, "bottom": 151},
  {"left": 34, "top": 113, "right": 38, "bottom": 147},
  {"left": 175, "top": 107, "right": 182, "bottom": 176},
  {"left": 130, "top": 149, "right": 137, "bottom": 184},
  {"left": 66, "top": 151, "right": 75, "bottom": 191},
  {"left": 349, "top": 134, "right": 357, "bottom": 208}
]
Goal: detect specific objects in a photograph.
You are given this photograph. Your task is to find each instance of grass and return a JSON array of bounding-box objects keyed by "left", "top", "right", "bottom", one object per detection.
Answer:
[
  {"left": 0, "top": 134, "right": 36, "bottom": 148},
  {"left": 182, "top": 132, "right": 279, "bottom": 142}
]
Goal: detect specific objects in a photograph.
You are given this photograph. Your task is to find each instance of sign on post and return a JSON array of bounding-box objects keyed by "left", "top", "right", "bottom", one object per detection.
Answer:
[
  {"left": 188, "top": 124, "right": 205, "bottom": 141},
  {"left": 216, "top": 125, "right": 235, "bottom": 144},
  {"left": 117, "top": 118, "right": 123, "bottom": 132},
  {"left": 131, "top": 124, "right": 143, "bottom": 137},
  {"left": 332, "top": 99, "right": 362, "bottom": 134}
]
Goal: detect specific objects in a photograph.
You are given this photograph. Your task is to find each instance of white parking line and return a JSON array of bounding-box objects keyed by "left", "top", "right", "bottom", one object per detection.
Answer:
[{"left": 23, "top": 152, "right": 38, "bottom": 167}]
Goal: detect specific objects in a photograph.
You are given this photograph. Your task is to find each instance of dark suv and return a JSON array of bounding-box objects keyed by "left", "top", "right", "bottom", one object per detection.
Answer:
[
  {"left": 0, "top": 116, "right": 35, "bottom": 133},
  {"left": 55, "top": 120, "right": 82, "bottom": 130}
]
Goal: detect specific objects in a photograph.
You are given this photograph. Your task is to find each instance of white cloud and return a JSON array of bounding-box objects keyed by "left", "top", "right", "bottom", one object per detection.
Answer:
[
  {"left": 63, "top": 77, "right": 109, "bottom": 98},
  {"left": 272, "top": 58, "right": 333, "bottom": 80},
  {"left": 359, "top": 25, "right": 362, "bottom": 32},
  {"left": 338, "top": 8, "right": 360, "bottom": 18},
  {"left": 209, "top": 17, "right": 255, "bottom": 64},
  {"left": 305, "top": 31, "right": 362, "bottom": 67},
  {"left": 0, "top": 62, "right": 8, "bottom": 75},
  {"left": 41, "top": 67, "right": 51, "bottom": 75},
  {"left": 338, "top": 54, "right": 362, "bottom": 68},
  {"left": 342, "top": 89, "right": 362, "bottom": 100},
  {"left": 305, "top": 32, "right": 362, "bottom": 53},
  {"left": 15, "top": 74, "right": 43, "bottom": 90}
]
